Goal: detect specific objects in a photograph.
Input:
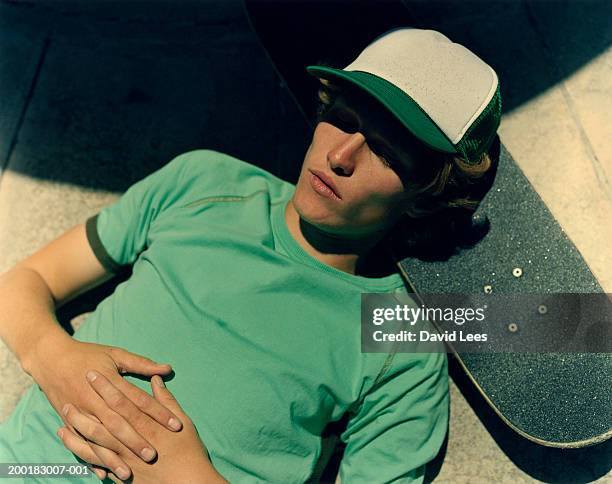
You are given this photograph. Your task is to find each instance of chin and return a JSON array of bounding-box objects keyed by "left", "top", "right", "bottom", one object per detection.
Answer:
[
  {"left": 292, "top": 194, "right": 368, "bottom": 238},
  {"left": 292, "top": 185, "right": 342, "bottom": 228}
]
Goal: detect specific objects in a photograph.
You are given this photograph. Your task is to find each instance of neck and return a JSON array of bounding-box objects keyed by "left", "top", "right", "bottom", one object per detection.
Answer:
[{"left": 284, "top": 199, "right": 393, "bottom": 276}]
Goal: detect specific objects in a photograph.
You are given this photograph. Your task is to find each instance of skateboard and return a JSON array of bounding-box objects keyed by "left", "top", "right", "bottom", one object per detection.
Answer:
[
  {"left": 243, "top": 0, "right": 612, "bottom": 448},
  {"left": 393, "top": 153, "right": 611, "bottom": 448}
]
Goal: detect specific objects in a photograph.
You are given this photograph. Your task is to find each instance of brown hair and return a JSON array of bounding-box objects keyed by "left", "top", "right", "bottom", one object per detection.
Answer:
[{"left": 314, "top": 76, "right": 500, "bottom": 261}]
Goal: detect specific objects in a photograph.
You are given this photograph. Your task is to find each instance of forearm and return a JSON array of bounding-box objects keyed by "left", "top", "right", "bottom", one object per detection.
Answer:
[{"left": 0, "top": 267, "right": 71, "bottom": 374}]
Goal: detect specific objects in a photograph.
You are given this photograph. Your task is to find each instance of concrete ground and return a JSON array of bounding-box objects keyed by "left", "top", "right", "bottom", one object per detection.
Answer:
[{"left": 0, "top": 0, "right": 610, "bottom": 482}]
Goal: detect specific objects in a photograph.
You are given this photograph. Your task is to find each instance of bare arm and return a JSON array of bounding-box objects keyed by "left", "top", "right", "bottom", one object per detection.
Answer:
[
  {"left": 0, "top": 222, "right": 112, "bottom": 373},
  {"left": 0, "top": 221, "right": 184, "bottom": 469}
]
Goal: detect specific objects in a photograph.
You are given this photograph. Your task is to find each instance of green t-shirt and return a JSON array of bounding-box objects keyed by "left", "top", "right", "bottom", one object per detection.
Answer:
[{"left": 0, "top": 150, "right": 448, "bottom": 483}]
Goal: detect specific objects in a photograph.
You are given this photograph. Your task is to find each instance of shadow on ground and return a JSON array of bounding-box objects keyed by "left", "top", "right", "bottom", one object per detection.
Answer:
[{"left": 1, "top": 0, "right": 610, "bottom": 190}]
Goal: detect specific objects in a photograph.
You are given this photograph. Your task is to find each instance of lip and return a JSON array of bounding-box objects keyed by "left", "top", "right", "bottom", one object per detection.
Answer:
[{"left": 309, "top": 169, "right": 342, "bottom": 200}]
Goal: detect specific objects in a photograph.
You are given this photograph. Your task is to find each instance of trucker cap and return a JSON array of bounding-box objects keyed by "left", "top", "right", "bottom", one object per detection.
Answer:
[{"left": 306, "top": 28, "right": 502, "bottom": 164}]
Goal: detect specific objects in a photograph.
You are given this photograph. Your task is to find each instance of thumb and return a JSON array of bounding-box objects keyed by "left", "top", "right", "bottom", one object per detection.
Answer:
[
  {"left": 108, "top": 347, "right": 172, "bottom": 376},
  {"left": 151, "top": 375, "right": 186, "bottom": 418}
]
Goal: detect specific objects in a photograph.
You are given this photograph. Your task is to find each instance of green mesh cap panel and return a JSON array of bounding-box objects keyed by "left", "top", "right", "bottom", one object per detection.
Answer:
[{"left": 455, "top": 83, "right": 503, "bottom": 163}]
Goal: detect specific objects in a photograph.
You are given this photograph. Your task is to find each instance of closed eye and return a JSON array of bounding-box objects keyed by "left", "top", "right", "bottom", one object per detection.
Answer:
[
  {"left": 367, "top": 141, "right": 396, "bottom": 168},
  {"left": 321, "top": 107, "right": 359, "bottom": 133}
]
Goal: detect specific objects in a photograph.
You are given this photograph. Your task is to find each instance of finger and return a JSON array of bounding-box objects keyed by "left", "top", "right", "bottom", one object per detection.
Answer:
[
  {"left": 57, "top": 426, "right": 115, "bottom": 481},
  {"left": 82, "top": 411, "right": 102, "bottom": 423},
  {"left": 56, "top": 426, "right": 105, "bottom": 468},
  {"left": 88, "top": 441, "right": 132, "bottom": 482},
  {"left": 62, "top": 403, "right": 123, "bottom": 453},
  {"left": 86, "top": 371, "right": 161, "bottom": 460},
  {"left": 90, "top": 465, "right": 107, "bottom": 481},
  {"left": 98, "top": 370, "right": 183, "bottom": 432},
  {"left": 106, "top": 473, "right": 123, "bottom": 484},
  {"left": 151, "top": 375, "right": 187, "bottom": 418},
  {"left": 108, "top": 347, "right": 172, "bottom": 376},
  {"left": 120, "top": 378, "right": 183, "bottom": 432}
]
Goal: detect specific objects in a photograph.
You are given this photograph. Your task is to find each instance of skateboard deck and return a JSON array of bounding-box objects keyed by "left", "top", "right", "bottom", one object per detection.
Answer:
[
  {"left": 394, "top": 153, "right": 611, "bottom": 448},
  {"left": 243, "top": 0, "right": 612, "bottom": 448}
]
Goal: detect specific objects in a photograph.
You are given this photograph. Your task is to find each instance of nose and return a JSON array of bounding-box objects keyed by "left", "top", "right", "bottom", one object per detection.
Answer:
[{"left": 327, "top": 131, "right": 367, "bottom": 176}]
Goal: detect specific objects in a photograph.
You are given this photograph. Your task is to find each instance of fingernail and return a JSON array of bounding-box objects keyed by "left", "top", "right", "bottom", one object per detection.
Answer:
[
  {"left": 86, "top": 371, "right": 97, "bottom": 382},
  {"left": 168, "top": 418, "right": 181, "bottom": 431},
  {"left": 155, "top": 376, "right": 165, "bottom": 388},
  {"left": 115, "top": 466, "right": 130, "bottom": 480},
  {"left": 140, "top": 447, "right": 156, "bottom": 461},
  {"left": 56, "top": 428, "right": 64, "bottom": 439},
  {"left": 62, "top": 404, "right": 70, "bottom": 416}
]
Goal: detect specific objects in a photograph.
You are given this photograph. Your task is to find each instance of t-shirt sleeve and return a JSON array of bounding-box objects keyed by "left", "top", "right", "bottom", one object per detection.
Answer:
[
  {"left": 338, "top": 351, "right": 449, "bottom": 483},
  {"left": 85, "top": 151, "right": 194, "bottom": 273}
]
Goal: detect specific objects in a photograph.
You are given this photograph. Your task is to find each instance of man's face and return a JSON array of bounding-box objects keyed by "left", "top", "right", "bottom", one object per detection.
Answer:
[{"left": 292, "top": 89, "right": 420, "bottom": 238}]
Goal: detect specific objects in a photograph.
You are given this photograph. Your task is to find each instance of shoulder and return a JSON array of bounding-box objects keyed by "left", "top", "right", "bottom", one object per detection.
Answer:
[
  {"left": 390, "top": 348, "right": 448, "bottom": 376},
  {"left": 170, "top": 149, "right": 289, "bottom": 190},
  {"left": 356, "top": 350, "right": 448, "bottom": 404},
  {"left": 162, "top": 149, "right": 293, "bottom": 203},
  {"left": 168, "top": 149, "right": 278, "bottom": 180}
]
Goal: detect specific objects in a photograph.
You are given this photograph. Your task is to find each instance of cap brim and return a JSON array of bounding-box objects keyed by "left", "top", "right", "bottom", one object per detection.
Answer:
[{"left": 306, "top": 65, "right": 457, "bottom": 155}]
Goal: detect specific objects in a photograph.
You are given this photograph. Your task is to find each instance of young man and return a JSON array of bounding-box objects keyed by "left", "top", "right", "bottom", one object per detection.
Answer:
[{"left": 0, "top": 28, "right": 501, "bottom": 482}]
